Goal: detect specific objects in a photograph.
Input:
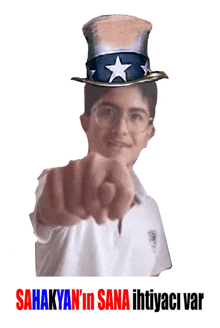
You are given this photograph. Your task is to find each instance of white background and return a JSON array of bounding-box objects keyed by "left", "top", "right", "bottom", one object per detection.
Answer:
[{"left": 1, "top": 0, "right": 219, "bottom": 327}]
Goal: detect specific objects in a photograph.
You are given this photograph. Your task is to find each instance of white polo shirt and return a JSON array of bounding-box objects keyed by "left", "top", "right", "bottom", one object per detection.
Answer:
[{"left": 30, "top": 169, "right": 172, "bottom": 276}]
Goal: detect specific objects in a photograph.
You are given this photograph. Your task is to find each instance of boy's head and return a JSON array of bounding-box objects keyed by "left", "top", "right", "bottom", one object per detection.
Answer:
[{"left": 81, "top": 83, "right": 157, "bottom": 168}]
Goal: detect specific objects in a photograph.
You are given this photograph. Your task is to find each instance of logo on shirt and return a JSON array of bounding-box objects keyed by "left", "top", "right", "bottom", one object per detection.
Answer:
[{"left": 148, "top": 230, "right": 157, "bottom": 253}]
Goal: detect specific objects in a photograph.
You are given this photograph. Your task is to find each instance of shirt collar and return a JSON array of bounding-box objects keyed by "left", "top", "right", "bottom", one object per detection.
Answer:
[{"left": 130, "top": 169, "right": 147, "bottom": 205}]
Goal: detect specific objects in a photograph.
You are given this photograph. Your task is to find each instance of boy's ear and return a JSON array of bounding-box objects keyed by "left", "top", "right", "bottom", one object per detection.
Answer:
[
  {"left": 143, "top": 120, "right": 155, "bottom": 148},
  {"left": 147, "top": 118, "right": 156, "bottom": 140},
  {"left": 149, "top": 123, "right": 155, "bottom": 139},
  {"left": 80, "top": 114, "right": 90, "bottom": 132}
]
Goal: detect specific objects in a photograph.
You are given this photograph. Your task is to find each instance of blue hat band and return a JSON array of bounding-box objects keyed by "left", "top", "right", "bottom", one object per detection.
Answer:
[{"left": 86, "top": 52, "right": 150, "bottom": 84}]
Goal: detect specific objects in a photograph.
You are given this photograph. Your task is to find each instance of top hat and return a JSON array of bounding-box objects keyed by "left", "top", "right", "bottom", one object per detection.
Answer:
[{"left": 71, "top": 15, "right": 168, "bottom": 87}]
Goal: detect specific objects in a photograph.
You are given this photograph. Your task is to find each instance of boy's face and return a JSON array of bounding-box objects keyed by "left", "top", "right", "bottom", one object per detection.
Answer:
[{"left": 81, "top": 85, "right": 155, "bottom": 169}]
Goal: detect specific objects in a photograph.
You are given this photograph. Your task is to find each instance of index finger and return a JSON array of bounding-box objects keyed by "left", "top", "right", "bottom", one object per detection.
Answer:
[{"left": 107, "top": 160, "right": 134, "bottom": 219}]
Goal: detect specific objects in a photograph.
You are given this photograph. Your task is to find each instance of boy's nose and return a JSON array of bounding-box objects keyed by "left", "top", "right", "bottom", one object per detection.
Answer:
[{"left": 110, "top": 115, "right": 129, "bottom": 135}]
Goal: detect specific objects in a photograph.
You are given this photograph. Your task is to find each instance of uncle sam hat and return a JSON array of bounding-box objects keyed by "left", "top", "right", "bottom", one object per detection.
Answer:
[{"left": 71, "top": 14, "right": 168, "bottom": 87}]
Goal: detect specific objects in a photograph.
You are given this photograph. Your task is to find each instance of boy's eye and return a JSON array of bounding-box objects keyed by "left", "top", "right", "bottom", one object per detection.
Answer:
[
  {"left": 97, "top": 107, "right": 115, "bottom": 117},
  {"left": 130, "top": 113, "right": 144, "bottom": 121}
]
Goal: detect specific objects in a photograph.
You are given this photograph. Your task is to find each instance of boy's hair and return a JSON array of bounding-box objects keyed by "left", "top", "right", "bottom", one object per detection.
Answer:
[{"left": 84, "top": 82, "right": 157, "bottom": 119}]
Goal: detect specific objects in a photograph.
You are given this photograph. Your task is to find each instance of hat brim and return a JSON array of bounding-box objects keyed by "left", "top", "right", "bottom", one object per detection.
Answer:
[{"left": 71, "top": 71, "right": 168, "bottom": 87}]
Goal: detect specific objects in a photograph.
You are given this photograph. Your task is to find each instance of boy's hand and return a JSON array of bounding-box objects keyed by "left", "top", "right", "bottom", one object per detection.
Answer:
[{"left": 38, "top": 152, "right": 134, "bottom": 226}]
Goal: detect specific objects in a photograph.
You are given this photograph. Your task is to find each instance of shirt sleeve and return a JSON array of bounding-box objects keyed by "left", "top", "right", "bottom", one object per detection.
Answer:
[
  {"left": 146, "top": 196, "right": 172, "bottom": 276},
  {"left": 152, "top": 228, "right": 172, "bottom": 276},
  {"left": 29, "top": 169, "right": 58, "bottom": 244}
]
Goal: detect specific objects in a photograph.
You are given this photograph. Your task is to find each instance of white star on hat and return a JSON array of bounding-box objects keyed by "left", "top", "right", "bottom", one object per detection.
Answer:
[
  {"left": 88, "top": 68, "right": 96, "bottom": 80},
  {"left": 105, "top": 56, "right": 131, "bottom": 83},
  {"left": 141, "top": 60, "right": 149, "bottom": 75}
]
